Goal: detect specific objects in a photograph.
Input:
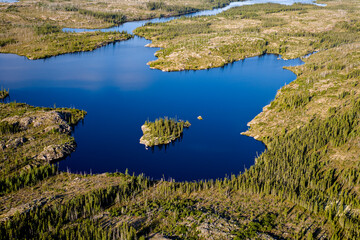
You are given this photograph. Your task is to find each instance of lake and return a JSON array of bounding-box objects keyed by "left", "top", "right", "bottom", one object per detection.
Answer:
[{"left": 0, "top": 0, "right": 317, "bottom": 181}]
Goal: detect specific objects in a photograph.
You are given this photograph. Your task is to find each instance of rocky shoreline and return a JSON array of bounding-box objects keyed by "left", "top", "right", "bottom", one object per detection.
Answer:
[
  {"left": 140, "top": 124, "right": 177, "bottom": 147},
  {"left": 139, "top": 118, "right": 190, "bottom": 147},
  {"left": 0, "top": 103, "right": 86, "bottom": 174}
]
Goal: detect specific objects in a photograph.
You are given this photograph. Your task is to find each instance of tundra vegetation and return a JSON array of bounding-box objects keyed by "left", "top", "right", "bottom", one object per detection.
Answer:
[
  {"left": 0, "top": 0, "right": 236, "bottom": 59},
  {"left": 140, "top": 117, "right": 191, "bottom": 147},
  {"left": 1, "top": 0, "right": 360, "bottom": 239},
  {"left": 134, "top": 1, "right": 360, "bottom": 71}
]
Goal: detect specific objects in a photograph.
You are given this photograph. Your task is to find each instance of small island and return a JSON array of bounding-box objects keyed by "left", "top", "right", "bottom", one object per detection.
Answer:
[{"left": 140, "top": 117, "right": 191, "bottom": 147}]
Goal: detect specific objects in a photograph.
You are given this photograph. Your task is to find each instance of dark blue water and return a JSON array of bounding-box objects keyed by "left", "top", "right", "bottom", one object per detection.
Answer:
[
  {"left": 0, "top": 0, "right": 18, "bottom": 2},
  {"left": 0, "top": 0, "right": 313, "bottom": 181},
  {"left": 0, "top": 36, "right": 303, "bottom": 181}
]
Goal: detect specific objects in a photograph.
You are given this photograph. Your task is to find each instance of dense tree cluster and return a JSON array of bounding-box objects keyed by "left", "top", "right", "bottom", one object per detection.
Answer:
[
  {"left": 141, "top": 117, "right": 190, "bottom": 146},
  {"left": 35, "top": 24, "right": 61, "bottom": 35},
  {"left": 78, "top": 9, "right": 126, "bottom": 25},
  {"left": 146, "top": 2, "right": 198, "bottom": 15},
  {"left": 0, "top": 165, "right": 57, "bottom": 195}
]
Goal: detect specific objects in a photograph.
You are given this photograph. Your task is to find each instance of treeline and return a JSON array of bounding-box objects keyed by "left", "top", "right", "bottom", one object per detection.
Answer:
[
  {"left": 35, "top": 24, "right": 61, "bottom": 35},
  {"left": 0, "top": 173, "right": 150, "bottom": 240},
  {"left": 136, "top": 22, "right": 213, "bottom": 41},
  {"left": 208, "top": 0, "right": 237, "bottom": 9},
  {"left": 0, "top": 165, "right": 57, "bottom": 195},
  {"left": 78, "top": 9, "right": 126, "bottom": 25},
  {"left": 63, "top": 6, "right": 126, "bottom": 25},
  {"left": 269, "top": 91, "right": 312, "bottom": 110},
  {"left": 146, "top": 2, "right": 198, "bottom": 15}
]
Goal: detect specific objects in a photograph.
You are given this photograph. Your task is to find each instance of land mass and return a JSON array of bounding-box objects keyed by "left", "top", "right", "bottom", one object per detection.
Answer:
[
  {"left": 134, "top": 1, "right": 359, "bottom": 71},
  {"left": 140, "top": 117, "right": 191, "bottom": 147},
  {"left": 1, "top": 0, "right": 360, "bottom": 239},
  {"left": 0, "top": 101, "right": 86, "bottom": 180},
  {"left": 0, "top": 0, "right": 236, "bottom": 59}
]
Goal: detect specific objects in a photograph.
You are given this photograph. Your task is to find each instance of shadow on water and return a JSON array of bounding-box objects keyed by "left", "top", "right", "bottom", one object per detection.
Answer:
[
  {"left": 148, "top": 131, "right": 186, "bottom": 153},
  {"left": 0, "top": 95, "right": 10, "bottom": 103}
]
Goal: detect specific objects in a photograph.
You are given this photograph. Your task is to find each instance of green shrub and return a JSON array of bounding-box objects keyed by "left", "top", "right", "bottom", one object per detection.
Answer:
[
  {"left": 35, "top": 24, "right": 61, "bottom": 35},
  {"left": 0, "top": 121, "right": 19, "bottom": 135}
]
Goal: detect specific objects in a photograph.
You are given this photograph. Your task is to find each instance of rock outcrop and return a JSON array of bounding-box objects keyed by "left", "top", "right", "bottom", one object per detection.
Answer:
[
  {"left": 37, "top": 142, "right": 76, "bottom": 162},
  {"left": 139, "top": 125, "right": 175, "bottom": 147},
  {"left": 1, "top": 109, "right": 82, "bottom": 162},
  {"left": 3, "top": 111, "right": 72, "bottom": 133}
]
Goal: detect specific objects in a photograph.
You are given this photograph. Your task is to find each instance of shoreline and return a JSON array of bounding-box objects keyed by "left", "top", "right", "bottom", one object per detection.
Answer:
[
  {"left": 0, "top": 0, "right": 321, "bottom": 61},
  {"left": 139, "top": 119, "right": 190, "bottom": 147}
]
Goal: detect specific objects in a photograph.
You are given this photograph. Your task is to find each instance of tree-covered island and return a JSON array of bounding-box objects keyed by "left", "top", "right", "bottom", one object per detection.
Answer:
[{"left": 140, "top": 117, "right": 191, "bottom": 147}]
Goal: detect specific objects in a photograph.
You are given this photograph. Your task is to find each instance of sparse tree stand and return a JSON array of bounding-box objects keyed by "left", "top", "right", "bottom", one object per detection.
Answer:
[
  {"left": 140, "top": 117, "right": 191, "bottom": 147},
  {"left": 0, "top": 88, "right": 9, "bottom": 100}
]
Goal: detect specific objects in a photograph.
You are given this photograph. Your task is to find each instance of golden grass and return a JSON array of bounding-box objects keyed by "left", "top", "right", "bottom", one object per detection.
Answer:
[{"left": 135, "top": 0, "right": 359, "bottom": 71}]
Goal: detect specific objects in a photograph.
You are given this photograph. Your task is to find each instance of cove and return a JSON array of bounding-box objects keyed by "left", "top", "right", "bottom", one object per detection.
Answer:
[{"left": 0, "top": 0, "right": 317, "bottom": 181}]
